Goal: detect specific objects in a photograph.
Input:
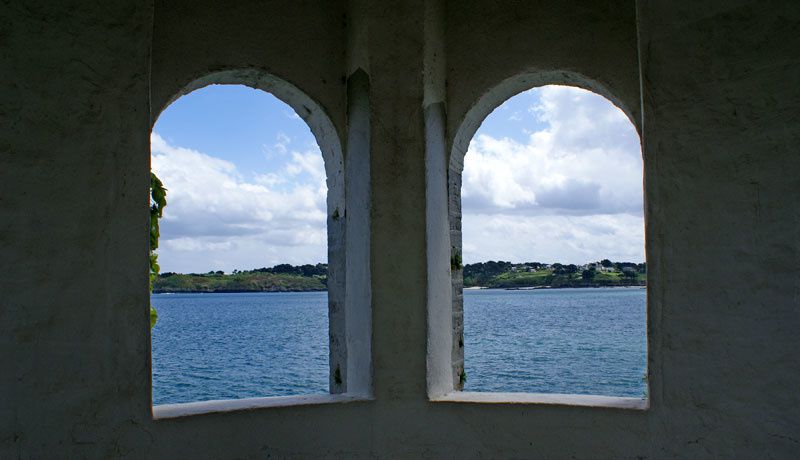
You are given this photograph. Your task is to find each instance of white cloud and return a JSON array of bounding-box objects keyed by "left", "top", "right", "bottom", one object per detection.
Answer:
[
  {"left": 276, "top": 132, "right": 291, "bottom": 145},
  {"left": 285, "top": 150, "right": 326, "bottom": 181},
  {"left": 462, "top": 213, "right": 645, "bottom": 265},
  {"left": 263, "top": 132, "right": 292, "bottom": 157},
  {"left": 151, "top": 133, "right": 327, "bottom": 273},
  {"left": 462, "top": 85, "right": 645, "bottom": 264}
]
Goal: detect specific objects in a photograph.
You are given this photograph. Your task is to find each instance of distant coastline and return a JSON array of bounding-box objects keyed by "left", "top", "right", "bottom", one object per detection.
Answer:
[
  {"left": 460, "top": 260, "right": 646, "bottom": 290},
  {"left": 153, "top": 287, "right": 326, "bottom": 294},
  {"left": 154, "top": 260, "right": 646, "bottom": 294},
  {"left": 466, "top": 285, "right": 646, "bottom": 291},
  {"left": 153, "top": 264, "right": 327, "bottom": 294}
]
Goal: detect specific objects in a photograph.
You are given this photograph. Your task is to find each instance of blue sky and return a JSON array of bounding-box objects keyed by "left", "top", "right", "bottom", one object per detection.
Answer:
[
  {"left": 155, "top": 85, "right": 318, "bottom": 184},
  {"left": 152, "top": 85, "right": 326, "bottom": 273},
  {"left": 474, "top": 90, "right": 549, "bottom": 144},
  {"left": 152, "top": 84, "right": 644, "bottom": 273}
]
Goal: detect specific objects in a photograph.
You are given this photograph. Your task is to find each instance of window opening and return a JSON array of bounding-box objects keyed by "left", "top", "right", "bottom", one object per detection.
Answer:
[
  {"left": 458, "top": 85, "right": 647, "bottom": 398},
  {"left": 150, "top": 84, "right": 331, "bottom": 405}
]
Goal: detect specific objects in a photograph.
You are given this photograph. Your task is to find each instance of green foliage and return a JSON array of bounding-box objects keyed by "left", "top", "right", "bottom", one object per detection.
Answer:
[
  {"left": 153, "top": 266, "right": 328, "bottom": 293},
  {"left": 150, "top": 305, "right": 158, "bottom": 329},
  {"left": 463, "top": 260, "right": 513, "bottom": 285},
  {"left": 149, "top": 172, "right": 167, "bottom": 328},
  {"left": 622, "top": 268, "right": 638, "bottom": 278},
  {"left": 450, "top": 249, "right": 463, "bottom": 271},
  {"left": 459, "top": 369, "right": 467, "bottom": 385},
  {"left": 462, "top": 260, "right": 646, "bottom": 289}
]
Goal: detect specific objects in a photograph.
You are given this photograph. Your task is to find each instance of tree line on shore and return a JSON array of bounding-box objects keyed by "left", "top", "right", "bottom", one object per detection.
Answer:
[
  {"left": 460, "top": 259, "right": 646, "bottom": 289},
  {"left": 154, "top": 264, "right": 328, "bottom": 293},
  {"left": 154, "top": 259, "right": 645, "bottom": 293}
]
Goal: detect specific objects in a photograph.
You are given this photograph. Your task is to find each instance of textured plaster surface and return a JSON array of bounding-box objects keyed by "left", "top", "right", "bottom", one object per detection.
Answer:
[
  {"left": 2, "top": 0, "right": 799, "bottom": 458},
  {"left": 150, "top": 0, "right": 353, "bottom": 395},
  {"left": 1, "top": 1, "right": 155, "bottom": 458},
  {"left": 635, "top": 2, "right": 800, "bottom": 457},
  {"left": 444, "top": 0, "right": 643, "bottom": 391}
]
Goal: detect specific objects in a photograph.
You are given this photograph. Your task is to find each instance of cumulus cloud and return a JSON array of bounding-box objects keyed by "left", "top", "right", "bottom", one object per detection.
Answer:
[
  {"left": 462, "top": 85, "right": 645, "bottom": 263},
  {"left": 151, "top": 133, "right": 327, "bottom": 273}
]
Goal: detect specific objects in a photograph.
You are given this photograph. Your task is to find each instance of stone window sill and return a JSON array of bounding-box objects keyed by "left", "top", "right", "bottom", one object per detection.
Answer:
[
  {"left": 431, "top": 391, "right": 649, "bottom": 410},
  {"left": 153, "top": 393, "right": 373, "bottom": 420}
]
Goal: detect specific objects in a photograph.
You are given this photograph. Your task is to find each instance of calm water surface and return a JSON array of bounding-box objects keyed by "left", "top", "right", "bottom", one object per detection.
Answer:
[
  {"left": 152, "top": 288, "right": 646, "bottom": 405},
  {"left": 151, "top": 292, "right": 328, "bottom": 405},
  {"left": 463, "top": 287, "right": 647, "bottom": 397}
]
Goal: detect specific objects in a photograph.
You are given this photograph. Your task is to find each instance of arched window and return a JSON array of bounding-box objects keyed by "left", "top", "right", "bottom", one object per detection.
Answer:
[
  {"left": 147, "top": 70, "right": 371, "bottom": 416},
  {"left": 429, "top": 77, "right": 648, "bottom": 408},
  {"left": 150, "top": 83, "right": 333, "bottom": 406}
]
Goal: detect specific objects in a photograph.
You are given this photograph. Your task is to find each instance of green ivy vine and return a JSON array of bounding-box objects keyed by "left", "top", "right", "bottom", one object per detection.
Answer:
[{"left": 149, "top": 172, "right": 167, "bottom": 328}]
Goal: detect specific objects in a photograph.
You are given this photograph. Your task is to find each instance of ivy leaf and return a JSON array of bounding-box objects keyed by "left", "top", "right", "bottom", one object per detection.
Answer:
[
  {"left": 150, "top": 305, "right": 158, "bottom": 329},
  {"left": 150, "top": 172, "right": 167, "bottom": 216},
  {"left": 149, "top": 171, "right": 168, "bottom": 329}
]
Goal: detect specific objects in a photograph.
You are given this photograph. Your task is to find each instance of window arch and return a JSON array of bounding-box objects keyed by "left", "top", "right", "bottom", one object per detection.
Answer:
[
  {"left": 148, "top": 69, "right": 370, "bottom": 416},
  {"left": 428, "top": 71, "right": 648, "bottom": 409}
]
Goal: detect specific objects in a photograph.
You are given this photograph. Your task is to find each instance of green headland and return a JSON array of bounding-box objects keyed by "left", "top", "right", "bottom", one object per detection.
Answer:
[{"left": 153, "top": 260, "right": 645, "bottom": 293}]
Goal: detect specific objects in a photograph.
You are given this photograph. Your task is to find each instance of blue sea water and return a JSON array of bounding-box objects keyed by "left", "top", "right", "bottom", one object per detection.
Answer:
[
  {"left": 151, "top": 292, "right": 328, "bottom": 405},
  {"left": 462, "top": 287, "right": 647, "bottom": 397},
  {"left": 151, "top": 287, "right": 647, "bottom": 405}
]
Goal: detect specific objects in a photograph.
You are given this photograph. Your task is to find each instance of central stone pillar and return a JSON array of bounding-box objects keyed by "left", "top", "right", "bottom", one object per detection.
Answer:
[{"left": 356, "top": 0, "right": 431, "bottom": 401}]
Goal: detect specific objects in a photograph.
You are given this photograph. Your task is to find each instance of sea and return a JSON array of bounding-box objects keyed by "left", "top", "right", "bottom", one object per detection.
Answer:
[{"left": 151, "top": 287, "right": 647, "bottom": 405}]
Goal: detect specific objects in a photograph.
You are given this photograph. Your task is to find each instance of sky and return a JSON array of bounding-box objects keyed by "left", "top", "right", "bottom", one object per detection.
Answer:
[
  {"left": 151, "top": 84, "right": 644, "bottom": 273},
  {"left": 460, "top": 86, "right": 644, "bottom": 264},
  {"left": 152, "top": 85, "right": 327, "bottom": 273}
]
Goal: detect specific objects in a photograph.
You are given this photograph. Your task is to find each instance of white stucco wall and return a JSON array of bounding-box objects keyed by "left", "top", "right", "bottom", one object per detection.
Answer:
[{"left": 2, "top": 0, "right": 799, "bottom": 458}]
